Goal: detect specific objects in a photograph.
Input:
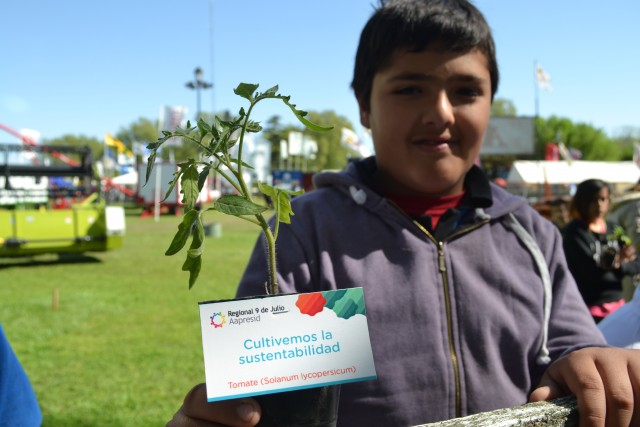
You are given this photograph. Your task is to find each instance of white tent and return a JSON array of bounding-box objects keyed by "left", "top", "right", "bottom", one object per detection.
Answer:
[
  {"left": 110, "top": 170, "right": 139, "bottom": 186},
  {"left": 507, "top": 161, "right": 640, "bottom": 186}
]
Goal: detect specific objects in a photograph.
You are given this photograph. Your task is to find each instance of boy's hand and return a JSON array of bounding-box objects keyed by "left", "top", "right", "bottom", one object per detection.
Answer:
[
  {"left": 529, "top": 347, "right": 640, "bottom": 427},
  {"left": 166, "top": 384, "right": 261, "bottom": 427}
]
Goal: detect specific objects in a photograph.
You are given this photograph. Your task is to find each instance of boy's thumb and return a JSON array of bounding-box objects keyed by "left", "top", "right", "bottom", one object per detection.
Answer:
[{"left": 528, "top": 377, "right": 563, "bottom": 403}]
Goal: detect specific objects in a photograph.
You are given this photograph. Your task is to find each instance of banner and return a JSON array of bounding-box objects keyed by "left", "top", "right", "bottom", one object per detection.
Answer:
[{"left": 158, "top": 105, "right": 188, "bottom": 148}]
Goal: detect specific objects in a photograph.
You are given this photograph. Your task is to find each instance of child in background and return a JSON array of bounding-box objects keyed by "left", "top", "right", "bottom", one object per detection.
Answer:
[
  {"left": 167, "top": 0, "right": 640, "bottom": 425},
  {"left": 562, "top": 178, "right": 640, "bottom": 323}
]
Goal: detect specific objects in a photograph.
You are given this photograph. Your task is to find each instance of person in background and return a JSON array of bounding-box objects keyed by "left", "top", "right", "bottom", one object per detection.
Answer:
[
  {"left": 609, "top": 179, "right": 640, "bottom": 251},
  {"left": 607, "top": 179, "right": 640, "bottom": 300},
  {"left": 0, "top": 324, "right": 42, "bottom": 427},
  {"left": 598, "top": 284, "right": 640, "bottom": 349},
  {"left": 562, "top": 178, "right": 640, "bottom": 323},
  {"left": 166, "top": 1, "right": 640, "bottom": 426}
]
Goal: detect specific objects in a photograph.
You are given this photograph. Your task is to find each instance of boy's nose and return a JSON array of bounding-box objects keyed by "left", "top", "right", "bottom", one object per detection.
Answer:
[{"left": 421, "top": 91, "right": 454, "bottom": 128}]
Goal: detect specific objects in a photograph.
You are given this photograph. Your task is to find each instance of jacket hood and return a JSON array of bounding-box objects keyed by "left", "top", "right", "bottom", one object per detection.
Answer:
[{"left": 313, "top": 156, "right": 530, "bottom": 221}]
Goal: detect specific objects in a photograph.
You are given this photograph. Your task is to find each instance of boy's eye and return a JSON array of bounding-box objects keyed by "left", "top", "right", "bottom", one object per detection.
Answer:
[
  {"left": 393, "top": 86, "right": 422, "bottom": 95},
  {"left": 455, "top": 87, "right": 482, "bottom": 98}
]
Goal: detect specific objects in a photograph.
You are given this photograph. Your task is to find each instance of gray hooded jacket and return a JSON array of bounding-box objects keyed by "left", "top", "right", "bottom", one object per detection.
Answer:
[{"left": 236, "top": 157, "right": 605, "bottom": 426}]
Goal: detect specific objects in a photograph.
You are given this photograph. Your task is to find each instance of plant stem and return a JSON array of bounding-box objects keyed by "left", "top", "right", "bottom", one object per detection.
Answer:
[
  {"left": 232, "top": 100, "right": 278, "bottom": 295},
  {"left": 256, "top": 213, "right": 278, "bottom": 294}
]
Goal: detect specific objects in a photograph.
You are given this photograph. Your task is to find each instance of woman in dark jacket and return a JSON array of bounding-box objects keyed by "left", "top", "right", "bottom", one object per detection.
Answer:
[{"left": 563, "top": 178, "right": 640, "bottom": 322}]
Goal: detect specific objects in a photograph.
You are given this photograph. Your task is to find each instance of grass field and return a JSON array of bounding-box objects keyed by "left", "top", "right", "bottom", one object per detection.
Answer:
[{"left": 0, "top": 209, "right": 262, "bottom": 426}]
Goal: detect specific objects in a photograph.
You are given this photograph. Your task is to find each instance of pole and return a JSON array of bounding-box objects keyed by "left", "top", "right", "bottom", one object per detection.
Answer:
[
  {"left": 196, "top": 85, "right": 201, "bottom": 119},
  {"left": 186, "top": 68, "right": 212, "bottom": 121},
  {"left": 154, "top": 163, "right": 162, "bottom": 223},
  {"left": 534, "top": 60, "right": 540, "bottom": 118},
  {"left": 209, "top": 0, "right": 215, "bottom": 115}
]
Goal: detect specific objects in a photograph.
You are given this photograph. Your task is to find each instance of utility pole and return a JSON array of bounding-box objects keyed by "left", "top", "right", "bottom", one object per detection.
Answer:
[{"left": 185, "top": 67, "right": 213, "bottom": 120}]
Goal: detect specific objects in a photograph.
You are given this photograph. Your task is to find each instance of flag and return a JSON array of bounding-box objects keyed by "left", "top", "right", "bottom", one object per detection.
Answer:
[
  {"left": 105, "top": 133, "right": 127, "bottom": 153},
  {"left": 558, "top": 141, "right": 572, "bottom": 164},
  {"left": 536, "top": 65, "right": 552, "bottom": 92},
  {"left": 634, "top": 142, "right": 640, "bottom": 168},
  {"left": 341, "top": 128, "right": 372, "bottom": 158},
  {"left": 341, "top": 128, "right": 360, "bottom": 149}
]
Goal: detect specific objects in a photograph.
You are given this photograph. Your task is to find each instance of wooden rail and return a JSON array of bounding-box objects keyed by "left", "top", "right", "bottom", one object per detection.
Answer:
[{"left": 415, "top": 396, "right": 578, "bottom": 427}]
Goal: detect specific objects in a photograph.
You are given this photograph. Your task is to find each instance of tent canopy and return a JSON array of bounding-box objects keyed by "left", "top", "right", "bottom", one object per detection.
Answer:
[
  {"left": 507, "top": 161, "right": 640, "bottom": 186},
  {"left": 110, "top": 170, "right": 138, "bottom": 186}
]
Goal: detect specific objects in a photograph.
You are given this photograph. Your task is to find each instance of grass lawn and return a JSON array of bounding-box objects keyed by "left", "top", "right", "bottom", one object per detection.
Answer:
[{"left": 0, "top": 209, "right": 262, "bottom": 426}]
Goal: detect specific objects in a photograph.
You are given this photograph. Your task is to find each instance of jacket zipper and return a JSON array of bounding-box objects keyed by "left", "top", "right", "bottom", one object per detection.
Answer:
[{"left": 414, "top": 218, "right": 489, "bottom": 418}]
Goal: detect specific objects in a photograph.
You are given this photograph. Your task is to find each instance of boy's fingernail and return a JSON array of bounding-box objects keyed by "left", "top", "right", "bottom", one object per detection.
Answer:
[{"left": 237, "top": 403, "right": 256, "bottom": 422}]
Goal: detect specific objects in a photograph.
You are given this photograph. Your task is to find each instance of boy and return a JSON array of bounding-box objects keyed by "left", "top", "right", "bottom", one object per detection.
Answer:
[{"left": 168, "top": 0, "right": 639, "bottom": 425}]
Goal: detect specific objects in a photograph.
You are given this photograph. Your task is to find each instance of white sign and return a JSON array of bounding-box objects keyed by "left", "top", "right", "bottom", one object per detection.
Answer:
[
  {"left": 199, "top": 288, "right": 377, "bottom": 401},
  {"left": 481, "top": 117, "right": 535, "bottom": 155},
  {"left": 288, "top": 131, "right": 303, "bottom": 156}
]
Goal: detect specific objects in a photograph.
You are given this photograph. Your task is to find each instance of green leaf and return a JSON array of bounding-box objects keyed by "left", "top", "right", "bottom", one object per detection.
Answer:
[
  {"left": 165, "top": 209, "right": 199, "bottom": 256},
  {"left": 182, "top": 254, "right": 202, "bottom": 289},
  {"left": 234, "top": 83, "right": 259, "bottom": 101},
  {"left": 229, "top": 158, "right": 254, "bottom": 170},
  {"left": 197, "top": 166, "right": 210, "bottom": 194},
  {"left": 245, "top": 120, "right": 263, "bottom": 133},
  {"left": 214, "top": 195, "right": 268, "bottom": 216},
  {"left": 180, "top": 164, "right": 200, "bottom": 210},
  {"left": 258, "top": 182, "right": 303, "bottom": 224},
  {"left": 263, "top": 85, "right": 278, "bottom": 96},
  {"left": 144, "top": 151, "right": 157, "bottom": 184},
  {"left": 277, "top": 95, "right": 333, "bottom": 132},
  {"left": 295, "top": 114, "right": 334, "bottom": 132},
  {"left": 197, "top": 119, "right": 211, "bottom": 137},
  {"left": 209, "top": 120, "right": 220, "bottom": 139},
  {"left": 183, "top": 215, "right": 205, "bottom": 288},
  {"left": 163, "top": 168, "right": 181, "bottom": 202},
  {"left": 188, "top": 216, "right": 205, "bottom": 258},
  {"left": 146, "top": 140, "right": 164, "bottom": 150}
]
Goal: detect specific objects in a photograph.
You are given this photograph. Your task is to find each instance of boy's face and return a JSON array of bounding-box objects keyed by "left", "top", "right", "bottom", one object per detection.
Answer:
[{"left": 359, "top": 48, "right": 492, "bottom": 197}]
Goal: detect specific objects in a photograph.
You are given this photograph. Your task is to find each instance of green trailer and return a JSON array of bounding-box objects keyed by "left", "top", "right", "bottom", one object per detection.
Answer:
[
  {"left": 0, "top": 142, "right": 125, "bottom": 257},
  {"left": 0, "top": 199, "right": 125, "bottom": 257}
]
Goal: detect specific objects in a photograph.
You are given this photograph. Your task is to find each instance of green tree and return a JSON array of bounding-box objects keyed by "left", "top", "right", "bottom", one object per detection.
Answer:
[
  {"left": 612, "top": 126, "right": 640, "bottom": 161},
  {"left": 115, "top": 117, "right": 158, "bottom": 149},
  {"left": 43, "top": 134, "right": 103, "bottom": 160},
  {"left": 262, "top": 110, "right": 356, "bottom": 172},
  {"left": 535, "top": 116, "right": 618, "bottom": 160},
  {"left": 305, "top": 110, "right": 356, "bottom": 171},
  {"left": 491, "top": 98, "right": 517, "bottom": 117}
]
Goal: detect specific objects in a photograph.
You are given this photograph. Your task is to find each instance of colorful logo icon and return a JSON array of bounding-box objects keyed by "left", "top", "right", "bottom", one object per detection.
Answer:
[
  {"left": 295, "top": 288, "right": 366, "bottom": 320},
  {"left": 210, "top": 312, "right": 226, "bottom": 328}
]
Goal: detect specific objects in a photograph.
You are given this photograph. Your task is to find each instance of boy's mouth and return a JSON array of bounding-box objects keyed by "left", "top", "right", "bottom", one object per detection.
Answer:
[{"left": 413, "top": 138, "right": 452, "bottom": 147}]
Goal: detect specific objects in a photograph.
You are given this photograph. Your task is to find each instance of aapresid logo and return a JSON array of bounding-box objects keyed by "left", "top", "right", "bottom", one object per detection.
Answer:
[{"left": 210, "top": 312, "right": 226, "bottom": 328}]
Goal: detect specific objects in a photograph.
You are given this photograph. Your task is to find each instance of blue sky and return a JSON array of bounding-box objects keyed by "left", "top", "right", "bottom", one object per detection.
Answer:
[{"left": 1, "top": 0, "right": 639, "bottom": 147}]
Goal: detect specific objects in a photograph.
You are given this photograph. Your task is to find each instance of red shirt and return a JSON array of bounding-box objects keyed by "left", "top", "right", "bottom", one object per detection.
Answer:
[{"left": 387, "top": 192, "right": 466, "bottom": 229}]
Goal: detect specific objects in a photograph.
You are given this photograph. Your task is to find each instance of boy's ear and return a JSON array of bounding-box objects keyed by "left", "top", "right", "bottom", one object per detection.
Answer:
[{"left": 357, "top": 98, "right": 370, "bottom": 128}]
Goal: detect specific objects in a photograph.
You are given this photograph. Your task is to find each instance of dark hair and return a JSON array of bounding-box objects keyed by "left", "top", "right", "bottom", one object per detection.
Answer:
[
  {"left": 351, "top": 0, "right": 499, "bottom": 111},
  {"left": 570, "top": 178, "right": 611, "bottom": 221}
]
